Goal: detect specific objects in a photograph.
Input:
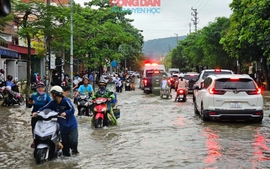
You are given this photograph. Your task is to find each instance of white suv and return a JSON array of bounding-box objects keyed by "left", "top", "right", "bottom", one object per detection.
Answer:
[{"left": 193, "top": 74, "right": 264, "bottom": 122}]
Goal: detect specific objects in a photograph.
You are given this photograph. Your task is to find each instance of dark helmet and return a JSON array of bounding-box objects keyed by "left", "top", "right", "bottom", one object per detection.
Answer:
[
  {"left": 36, "top": 82, "right": 45, "bottom": 88},
  {"left": 7, "top": 75, "right": 13, "bottom": 81},
  {"left": 49, "top": 85, "right": 63, "bottom": 96},
  {"left": 0, "top": 69, "right": 4, "bottom": 74}
]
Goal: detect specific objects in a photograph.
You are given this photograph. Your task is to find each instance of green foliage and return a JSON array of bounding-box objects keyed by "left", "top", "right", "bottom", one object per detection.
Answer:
[
  {"left": 70, "top": 2, "right": 143, "bottom": 69},
  {"left": 167, "top": 17, "right": 236, "bottom": 72}
]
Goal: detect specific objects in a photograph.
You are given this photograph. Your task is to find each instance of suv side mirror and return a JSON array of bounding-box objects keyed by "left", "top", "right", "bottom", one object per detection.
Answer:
[{"left": 0, "top": 0, "right": 11, "bottom": 17}]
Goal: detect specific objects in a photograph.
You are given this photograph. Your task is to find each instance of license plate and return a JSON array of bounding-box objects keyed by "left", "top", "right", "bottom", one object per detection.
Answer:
[
  {"left": 156, "top": 82, "right": 160, "bottom": 84},
  {"left": 230, "top": 102, "right": 241, "bottom": 108},
  {"left": 163, "top": 95, "right": 167, "bottom": 98},
  {"left": 154, "top": 87, "right": 161, "bottom": 90},
  {"left": 179, "top": 95, "right": 183, "bottom": 98}
]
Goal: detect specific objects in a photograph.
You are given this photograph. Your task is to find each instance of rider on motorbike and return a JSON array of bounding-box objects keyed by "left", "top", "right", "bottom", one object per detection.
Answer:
[
  {"left": 0, "top": 69, "right": 5, "bottom": 81},
  {"left": 74, "top": 76, "right": 94, "bottom": 116},
  {"left": 27, "top": 82, "right": 52, "bottom": 148},
  {"left": 175, "top": 73, "right": 188, "bottom": 102},
  {"left": 0, "top": 69, "right": 5, "bottom": 87},
  {"left": 34, "top": 85, "right": 79, "bottom": 156},
  {"left": 160, "top": 75, "right": 172, "bottom": 98},
  {"left": 92, "top": 79, "right": 115, "bottom": 126}
]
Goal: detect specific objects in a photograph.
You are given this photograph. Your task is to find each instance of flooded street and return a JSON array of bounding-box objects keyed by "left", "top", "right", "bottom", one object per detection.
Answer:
[{"left": 1, "top": 83, "right": 270, "bottom": 168}]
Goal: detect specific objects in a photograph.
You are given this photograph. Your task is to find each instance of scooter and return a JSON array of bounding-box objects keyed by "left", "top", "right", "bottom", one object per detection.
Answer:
[
  {"left": 125, "top": 79, "right": 131, "bottom": 91},
  {"left": 77, "top": 94, "right": 91, "bottom": 116},
  {"left": 61, "top": 80, "right": 70, "bottom": 92},
  {"left": 33, "top": 109, "right": 64, "bottom": 164},
  {"left": 0, "top": 86, "right": 5, "bottom": 100},
  {"left": 92, "top": 97, "right": 117, "bottom": 128},
  {"left": 0, "top": 79, "right": 5, "bottom": 87},
  {"left": 160, "top": 86, "right": 170, "bottom": 99},
  {"left": 176, "top": 88, "right": 187, "bottom": 102},
  {"left": 2, "top": 86, "right": 24, "bottom": 106}
]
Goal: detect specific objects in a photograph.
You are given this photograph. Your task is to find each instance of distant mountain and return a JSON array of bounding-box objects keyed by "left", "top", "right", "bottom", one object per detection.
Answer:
[{"left": 142, "top": 36, "right": 187, "bottom": 59}]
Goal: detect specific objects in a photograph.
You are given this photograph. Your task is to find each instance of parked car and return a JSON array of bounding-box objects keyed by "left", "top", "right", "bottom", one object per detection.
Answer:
[
  {"left": 193, "top": 74, "right": 263, "bottom": 122},
  {"left": 183, "top": 72, "right": 199, "bottom": 93}
]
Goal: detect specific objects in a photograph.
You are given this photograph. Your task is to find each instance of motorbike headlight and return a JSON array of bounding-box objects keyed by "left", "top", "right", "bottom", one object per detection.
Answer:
[{"left": 94, "top": 108, "right": 97, "bottom": 112}]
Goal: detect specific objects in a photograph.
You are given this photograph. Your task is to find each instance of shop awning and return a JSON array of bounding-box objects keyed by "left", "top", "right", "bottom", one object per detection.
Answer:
[{"left": 0, "top": 46, "right": 18, "bottom": 59}]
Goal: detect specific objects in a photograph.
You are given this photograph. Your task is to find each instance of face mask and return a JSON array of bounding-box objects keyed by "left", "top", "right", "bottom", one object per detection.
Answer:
[
  {"left": 100, "top": 86, "right": 106, "bottom": 91},
  {"left": 38, "top": 91, "right": 45, "bottom": 95}
]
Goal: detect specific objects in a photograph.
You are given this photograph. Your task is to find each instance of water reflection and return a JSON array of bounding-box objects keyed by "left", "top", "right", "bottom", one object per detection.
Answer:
[
  {"left": 203, "top": 127, "right": 222, "bottom": 165},
  {"left": 251, "top": 129, "right": 270, "bottom": 168}
]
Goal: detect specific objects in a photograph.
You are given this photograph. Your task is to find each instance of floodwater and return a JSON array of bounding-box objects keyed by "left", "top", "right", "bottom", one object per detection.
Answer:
[{"left": 1, "top": 83, "right": 270, "bottom": 169}]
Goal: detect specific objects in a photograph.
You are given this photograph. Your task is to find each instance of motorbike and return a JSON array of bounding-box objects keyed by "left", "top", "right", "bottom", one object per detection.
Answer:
[
  {"left": 92, "top": 97, "right": 118, "bottom": 128},
  {"left": 31, "top": 82, "right": 37, "bottom": 91},
  {"left": 2, "top": 86, "right": 24, "bottom": 106},
  {"left": 77, "top": 94, "right": 92, "bottom": 116},
  {"left": 176, "top": 88, "right": 187, "bottom": 102},
  {"left": 0, "top": 79, "right": 5, "bottom": 87},
  {"left": 33, "top": 109, "right": 64, "bottom": 164},
  {"left": 160, "top": 86, "right": 170, "bottom": 99},
  {"left": 125, "top": 79, "right": 131, "bottom": 91},
  {"left": 61, "top": 80, "right": 70, "bottom": 92},
  {"left": 0, "top": 86, "right": 5, "bottom": 100}
]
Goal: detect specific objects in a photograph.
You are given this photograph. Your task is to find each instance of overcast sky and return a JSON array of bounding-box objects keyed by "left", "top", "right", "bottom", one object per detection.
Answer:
[{"left": 75, "top": 0, "right": 233, "bottom": 41}]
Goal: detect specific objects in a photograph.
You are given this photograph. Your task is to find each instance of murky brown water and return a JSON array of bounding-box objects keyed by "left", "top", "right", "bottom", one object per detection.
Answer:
[{"left": 1, "top": 85, "right": 270, "bottom": 169}]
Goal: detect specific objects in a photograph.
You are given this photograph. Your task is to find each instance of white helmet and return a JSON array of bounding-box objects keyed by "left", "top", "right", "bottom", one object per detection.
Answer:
[
  {"left": 50, "top": 85, "right": 63, "bottom": 96},
  {"left": 179, "top": 73, "right": 184, "bottom": 78}
]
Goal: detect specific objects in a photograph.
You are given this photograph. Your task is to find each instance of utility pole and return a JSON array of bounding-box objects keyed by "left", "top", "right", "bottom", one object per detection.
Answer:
[
  {"left": 191, "top": 7, "right": 198, "bottom": 32},
  {"left": 45, "top": 0, "right": 51, "bottom": 92},
  {"left": 70, "top": 0, "right": 74, "bottom": 98},
  {"left": 189, "top": 22, "right": 191, "bottom": 34}
]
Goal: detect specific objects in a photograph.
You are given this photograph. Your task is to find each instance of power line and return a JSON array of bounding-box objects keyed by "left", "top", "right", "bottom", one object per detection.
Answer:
[
  {"left": 198, "top": 0, "right": 210, "bottom": 13},
  {"left": 192, "top": 0, "right": 202, "bottom": 7},
  {"left": 196, "top": 0, "right": 206, "bottom": 9}
]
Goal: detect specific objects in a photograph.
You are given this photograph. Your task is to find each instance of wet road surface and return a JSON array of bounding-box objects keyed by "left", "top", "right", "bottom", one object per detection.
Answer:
[{"left": 1, "top": 84, "right": 270, "bottom": 168}]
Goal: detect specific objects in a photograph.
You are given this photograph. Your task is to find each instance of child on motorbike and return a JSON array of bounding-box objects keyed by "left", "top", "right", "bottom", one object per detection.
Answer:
[
  {"left": 74, "top": 76, "right": 94, "bottom": 116},
  {"left": 160, "top": 75, "right": 172, "bottom": 98},
  {"left": 33, "top": 85, "right": 79, "bottom": 156},
  {"left": 27, "top": 82, "right": 52, "bottom": 148},
  {"left": 91, "top": 79, "right": 116, "bottom": 126}
]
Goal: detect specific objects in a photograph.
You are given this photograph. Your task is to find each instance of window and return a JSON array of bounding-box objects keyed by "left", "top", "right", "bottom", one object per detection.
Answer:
[
  {"left": 202, "top": 71, "right": 232, "bottom": 80},
  {"left": 204, "top": 77, "right": 212, "bottom": 89},
  {"left": 215, "top": 79, "right": 256, "bottom": 90}
]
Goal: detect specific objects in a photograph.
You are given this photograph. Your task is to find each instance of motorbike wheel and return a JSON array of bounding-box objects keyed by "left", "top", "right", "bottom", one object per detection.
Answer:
[
  {"left": 36, "top": 148, "right": 47, "bottom": 164},
  {"left": 20, "top": 95, "right": 24, "bottom": 103},
  {"left": 94, "top": 118, "right": 103, "bottom": 128}
]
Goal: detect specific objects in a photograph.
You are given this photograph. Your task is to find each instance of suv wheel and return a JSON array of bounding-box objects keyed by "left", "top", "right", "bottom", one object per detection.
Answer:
[
  {"left": 201, "top": 104, "right": 209, "bottom": 121},
  {"left": 194, "top": 103, "right": 199, "bottom": 114}
]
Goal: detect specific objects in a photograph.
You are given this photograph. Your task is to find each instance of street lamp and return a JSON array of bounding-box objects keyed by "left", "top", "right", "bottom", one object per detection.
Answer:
[{"left": 70, "top": 0, "right": 74, "bottom": 98}]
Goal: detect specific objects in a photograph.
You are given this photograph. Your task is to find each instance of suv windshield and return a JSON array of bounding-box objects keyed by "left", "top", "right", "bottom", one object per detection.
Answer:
[
  {"left": 184, "top": 74, "right": 199, "bottom": 81},
  {"left": 215, "top": 79, "right": 256, "bottom": 90},
  {"left": 202, "top": 71, "right": 232, "bottom": 80}
]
